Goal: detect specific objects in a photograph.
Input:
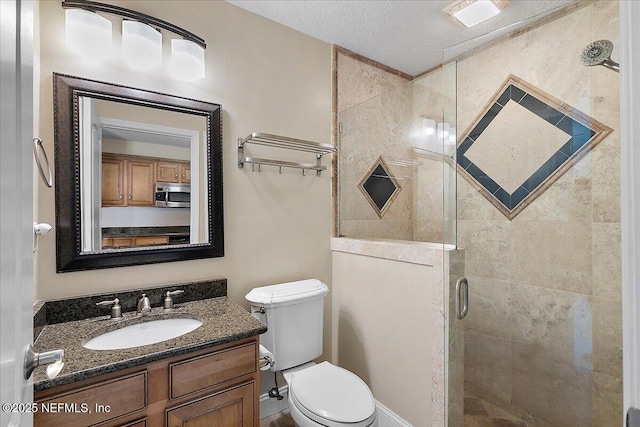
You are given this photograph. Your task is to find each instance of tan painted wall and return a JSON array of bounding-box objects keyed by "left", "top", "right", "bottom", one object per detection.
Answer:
[
  {"left": 34, "top": 0, "right": 333, "bottom": 358},
  {"left": 332, "top": 250, "right": 434, "bottom": 426}
]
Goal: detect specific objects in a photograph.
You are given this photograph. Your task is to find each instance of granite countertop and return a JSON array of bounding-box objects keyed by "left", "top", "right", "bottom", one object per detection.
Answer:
[
  {"left": 101, "top": 226, "right": 190, "bottom": 238},
  {"left": 33, "top": 297, "right": 267, "bottom": 392}
]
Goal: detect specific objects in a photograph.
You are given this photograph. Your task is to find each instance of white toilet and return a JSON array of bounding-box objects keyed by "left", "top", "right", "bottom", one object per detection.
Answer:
[{"left": 246, "top": 279, "right": 378, "bottom": 427}]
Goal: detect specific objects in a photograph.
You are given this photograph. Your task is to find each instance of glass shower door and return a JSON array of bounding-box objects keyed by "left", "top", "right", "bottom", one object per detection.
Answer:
[{"left": 444, "top": 2, "right": 622, "bottom": 426}]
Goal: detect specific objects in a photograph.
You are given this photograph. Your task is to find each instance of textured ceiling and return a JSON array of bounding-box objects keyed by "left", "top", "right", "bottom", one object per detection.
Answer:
[{"left": 226, "top": 0, "right": 575, "bottom": 76}]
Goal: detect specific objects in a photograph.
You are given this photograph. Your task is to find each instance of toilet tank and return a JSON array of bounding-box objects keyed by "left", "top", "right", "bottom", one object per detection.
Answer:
[{"left": 245, "top": 279, "right": 328, "bottom": 371}]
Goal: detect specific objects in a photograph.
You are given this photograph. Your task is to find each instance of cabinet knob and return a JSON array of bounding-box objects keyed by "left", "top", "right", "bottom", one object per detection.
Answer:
[
  {"left": 128, "top": 195, "right": 132, "bottom": 201},
  {"left": 119, "top": 193, "right": 123, "bottom": 200}
]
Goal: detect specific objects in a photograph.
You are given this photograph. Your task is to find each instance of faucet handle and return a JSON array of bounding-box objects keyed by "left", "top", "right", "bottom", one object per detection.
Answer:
[
  {"left": 96, "top": 298, "right": 122, "bottom": 319},
  {"left": 164, "top": 290, "right": 184, "bottom": 310}
]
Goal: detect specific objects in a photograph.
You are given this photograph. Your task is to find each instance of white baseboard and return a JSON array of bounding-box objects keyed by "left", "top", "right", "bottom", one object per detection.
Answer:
[
  {"left": 375, "top": 400, "right": 413, "bottom": 427},
  {"left": 259, "top": 390, "right": 413, "bottom": 427},
  {"left": 259, "top": 385, "right": 289, "bottom": 419}
]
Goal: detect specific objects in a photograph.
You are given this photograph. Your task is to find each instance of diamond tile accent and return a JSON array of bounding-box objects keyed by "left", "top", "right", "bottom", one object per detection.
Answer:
[
  {"left": 358, "top": 156, "right": 402, "bottom": 218},
  {"left": 457, "top": 75, "right": 612, "bottom": 220}
]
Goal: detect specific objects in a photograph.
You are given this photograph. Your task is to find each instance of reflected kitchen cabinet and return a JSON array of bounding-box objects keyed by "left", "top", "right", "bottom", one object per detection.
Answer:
[
  {"left": 127, "top": 160, "right": 155, "bottom": 206},
  {"left": 102, "top": 154, "right": 155, "bottom": 207},
  {"left": 157, "top": 161, "right": 190, "bottom": 184},
  {"left": 102, "top": 156, "right": 125, "bottom": 206}
]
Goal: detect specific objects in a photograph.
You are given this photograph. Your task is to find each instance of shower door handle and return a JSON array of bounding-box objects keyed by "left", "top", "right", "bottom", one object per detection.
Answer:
[{"left": 455, "top": 277, "right": 469, "bottom": 320}]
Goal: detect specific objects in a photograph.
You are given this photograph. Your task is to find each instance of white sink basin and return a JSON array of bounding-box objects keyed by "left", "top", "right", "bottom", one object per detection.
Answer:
[{"left": 83, "top": 318, "right": 202, "bottom": 350}]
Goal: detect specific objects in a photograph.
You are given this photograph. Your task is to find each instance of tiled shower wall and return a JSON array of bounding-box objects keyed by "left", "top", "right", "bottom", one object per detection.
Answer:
[
  {"left": 336, "top": 51, "right": 415, "bottom": 240},
  {"left": 455, "top": 2, "right": 621, "bottom": 426}
]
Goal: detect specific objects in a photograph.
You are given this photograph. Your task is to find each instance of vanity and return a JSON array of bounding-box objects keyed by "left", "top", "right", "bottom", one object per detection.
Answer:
[{"left": 32, "top": 280, "right": 267, "bottom": 427}]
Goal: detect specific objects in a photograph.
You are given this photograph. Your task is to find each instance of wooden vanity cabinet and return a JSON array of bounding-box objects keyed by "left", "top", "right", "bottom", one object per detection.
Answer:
[{"left": 34, "top": 336, "right": 260, "bottom": 427}]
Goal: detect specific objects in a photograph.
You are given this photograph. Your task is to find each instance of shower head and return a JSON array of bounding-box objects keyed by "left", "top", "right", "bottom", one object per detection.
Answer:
[{"left": 581, "top": 40, "right": 619, "bottom": 72}]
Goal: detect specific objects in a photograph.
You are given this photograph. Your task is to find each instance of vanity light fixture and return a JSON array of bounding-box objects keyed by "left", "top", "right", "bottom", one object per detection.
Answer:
[
  {"left": 171, "top": 39, "right": 205, "bottom": 81},
  {"left": 122, "top": 20, "right": 162, "bottom": 71},
  {"left": 445, "top": 0, "right": 509, "bottom": 28},
  {"left": 62, "top": 0, "right": 207, "bottom": 79},
  {"left": 65, "top": 8, "right": 112, "bottom": 58}
]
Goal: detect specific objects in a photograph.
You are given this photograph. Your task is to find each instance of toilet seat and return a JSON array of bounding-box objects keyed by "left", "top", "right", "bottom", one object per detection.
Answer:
[{"left": 288, "top": 362, "right": 376, "bottom": 427}]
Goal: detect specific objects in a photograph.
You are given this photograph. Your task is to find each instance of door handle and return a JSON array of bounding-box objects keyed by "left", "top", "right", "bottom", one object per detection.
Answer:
[
  {"left": 455, "top": 277, "right": 469, "bottom": 320},
  {"left": 24, "top": 344, "right": 64, "bottom": 380}
]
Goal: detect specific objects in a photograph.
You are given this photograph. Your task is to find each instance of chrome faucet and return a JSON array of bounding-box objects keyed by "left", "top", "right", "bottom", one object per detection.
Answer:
[
  {"left": 137, "top": 293, "right": 151, "bottom": 315},
  {"left": 163, "top": 290, "right": 184, "bottom": 310},
  {"left": 96, "top": 298, "right": 122, "bottom": 319}
]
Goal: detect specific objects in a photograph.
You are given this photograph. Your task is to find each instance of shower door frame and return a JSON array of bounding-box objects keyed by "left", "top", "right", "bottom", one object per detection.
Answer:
[{"left": 620, "top": 0, "right": 640, "bottom": 421}]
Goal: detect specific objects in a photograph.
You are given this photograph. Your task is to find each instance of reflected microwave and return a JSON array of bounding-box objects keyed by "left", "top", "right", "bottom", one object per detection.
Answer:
[{"left": 155, "top": 183, "right": 190, "bottom": 208}]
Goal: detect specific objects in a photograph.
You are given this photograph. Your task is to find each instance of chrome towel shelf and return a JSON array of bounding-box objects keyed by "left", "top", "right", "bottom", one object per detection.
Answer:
[{"left": 238, "top": 132, "right": 336, "bottom": 177}]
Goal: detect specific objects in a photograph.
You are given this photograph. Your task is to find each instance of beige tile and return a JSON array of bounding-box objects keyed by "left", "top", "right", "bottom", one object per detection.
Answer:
[
  {"left": 457, "top": 177, "right": 509, "bottom": 222},
  {"left": 592, "top": 222, "right": 621, "bottom": 301},
  {"left": 458, "top": 220, "right": 511, "bottom": 281},
  {"left": 510, "top": 221, "right": 592, "bottom": 294},
  {"left": 592, "top": 297, "right": 622, "bottom": 378},
  {"left": 337, "top": 53, "right": 409, "bottom": 113},
  {"left": 591, "top": 135, "right": 621, "bottom": 223},
  {"left": 511, "top": 343, "right": 593, "bottom": 427},
  {"left": 464, "top": 330, "right": 512, "bottom": 403},
  {"left": 339, "top": 219, "right": 413, "bottom": 241},
  {"left": 463, "top": 276, "right": 510, "bottom": 339},
  {"left": 593, "top": 371, "right": 623, "bottom": 427},
  {"left": 260, "top": 411, "right": 295, "bottom": 427},
  {"left": 464, "top": 414, "right": 493, "bottom": 427},
  {"left": 513, "top": 153, "right": 592, "bottom": 223},
  {"left": 465, "top": 100, "right": 571, "bottom": 194},
  {"left": 509, "top": 283, "right": 592, "bottom": 368}
]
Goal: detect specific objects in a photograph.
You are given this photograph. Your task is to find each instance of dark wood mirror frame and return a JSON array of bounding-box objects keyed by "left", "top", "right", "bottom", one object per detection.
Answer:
[{"left": 53, "top": 73, "right": 223, "bottom": 272}]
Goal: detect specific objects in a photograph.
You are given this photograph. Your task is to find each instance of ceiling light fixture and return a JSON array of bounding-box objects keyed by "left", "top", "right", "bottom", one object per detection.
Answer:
[
  {"left": 445, "top": 0, "right": 509, "bottom": 28},
  {"left": 62, "top": 0, "right": 207, "bottom": 79}
]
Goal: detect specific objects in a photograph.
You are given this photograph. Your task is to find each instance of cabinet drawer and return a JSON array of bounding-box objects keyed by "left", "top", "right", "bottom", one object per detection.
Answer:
[
  {"left": 166, "top": 382, "right": 254, "bottom": 427},
  {"left": 134, "top": 236, "right": 168, "bottom": 246},
  {"left": 170, "top": 343, "right": 256, "bottom": 399},
  {"left": 35, "top": 371, "right": 147, "bottom": 427},
  {"left": 120, "top": 419, "right": 146, "bottom": 427}
]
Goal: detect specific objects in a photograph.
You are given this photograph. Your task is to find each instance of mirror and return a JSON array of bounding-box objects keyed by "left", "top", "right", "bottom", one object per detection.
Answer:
[{"left": 53, "top": 73, "right": 223, "bottom": 272}]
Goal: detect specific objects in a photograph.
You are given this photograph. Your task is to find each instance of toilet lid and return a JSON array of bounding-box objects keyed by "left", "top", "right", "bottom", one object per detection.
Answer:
[{"left": 289, "top": 362, "right": 376, "bottom": 425}]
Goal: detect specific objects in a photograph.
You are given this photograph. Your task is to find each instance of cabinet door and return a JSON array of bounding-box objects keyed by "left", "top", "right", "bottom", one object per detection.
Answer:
[
  {"left": 180, "top": 164, "right": 191, "bottom": 184},
  {"left": 157, "top": 162, "right": 180, "bottom": 183},
  {"left": 128, "top": 160, "right": 155, "bottom": 206},
  {"left": 166, "top": 382, "right": 254, "bottom": 427},
  {"left": 102, "top": 158, "right": 125, "bottom": 206}
]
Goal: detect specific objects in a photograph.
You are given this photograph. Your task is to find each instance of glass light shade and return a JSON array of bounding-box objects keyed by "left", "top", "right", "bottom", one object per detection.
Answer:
[
  {"left": 448, "top": 126, "right": 457, "bottom": 145},
  {"left": 65, "top": 9, "right": 112, "bottom": 58},
  {"left": 171, "top": 39, "right": 205, "bottom": 80},
  {"left": 437, "top": 122, "right": 450, "bottom": 141},
  {"left": 422, "top": 118, "right": 436, "bottom": 136},
  {"left": 122, "top": 21, "right": 162, "bottom": 71}
]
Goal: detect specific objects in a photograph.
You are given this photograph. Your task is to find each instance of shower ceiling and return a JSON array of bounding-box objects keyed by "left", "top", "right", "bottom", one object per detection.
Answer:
[{"left": 226, "top": 0, "right": 575, "bottom": 76}]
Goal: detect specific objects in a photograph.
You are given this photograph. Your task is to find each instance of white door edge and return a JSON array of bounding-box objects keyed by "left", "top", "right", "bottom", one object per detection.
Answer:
[{"left": 620, "top": 1, "right": 640, "bottom": 423}]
